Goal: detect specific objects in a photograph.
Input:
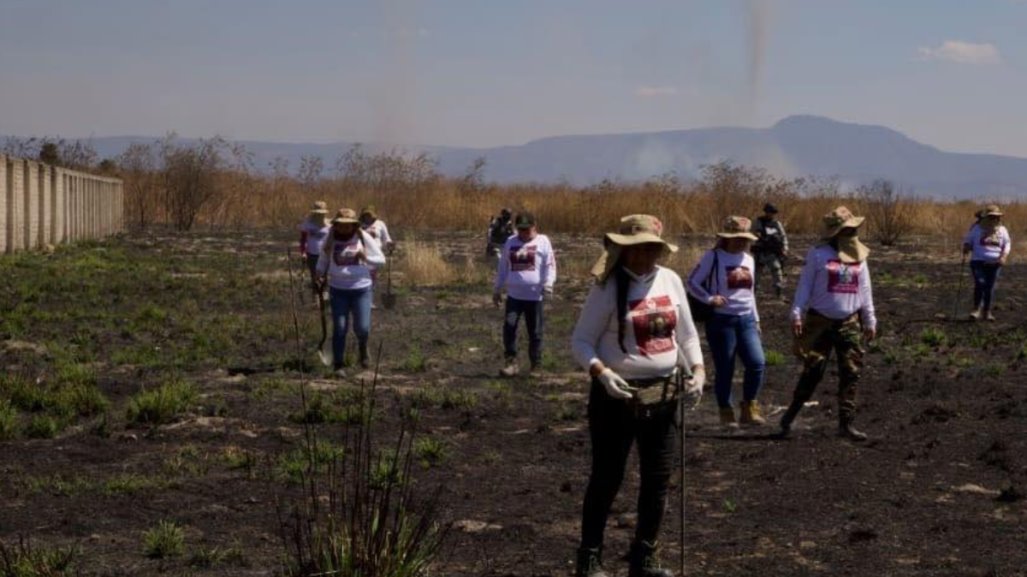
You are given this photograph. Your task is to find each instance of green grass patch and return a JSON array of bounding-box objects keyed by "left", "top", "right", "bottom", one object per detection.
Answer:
[
  {"left": 143, "top": 520, "right": 186, "bottom": 559},
  {"left": 399, "top": 345, "right": 428, "bottom": 373},
  {"left": 0, "top": 538, "right": 77, "bottom": 575},
  {"left": 276, "top": 441, "right": 345, "bottom": 484},
  {"left": 126, "top": 378, "right": 196, "bottom": 425},
  {"left": 763, "top": 349, "right": 787, "bottom": 366},
  {"left": 0, "top": 400, "right": 18, "bottom": 441},
  {"left": 920, "top": 327, "right": 947, "bottom": 347},
  {"left": 413, "top": 437, "right": 447, "bottom": 468}
]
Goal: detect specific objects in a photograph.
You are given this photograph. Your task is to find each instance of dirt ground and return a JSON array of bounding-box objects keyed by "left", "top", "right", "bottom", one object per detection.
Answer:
[{"left": 1, "top": 229, "right": 1026, "bottom": 576}]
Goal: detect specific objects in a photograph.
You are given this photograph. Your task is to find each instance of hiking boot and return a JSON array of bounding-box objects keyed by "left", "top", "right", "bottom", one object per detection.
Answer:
[
  {"left": 739, "top": 400, "right": 766, "bottom": 425},
  {"left": 359, "top": 344, "right": 370, "bottom": 369},
  {"left": 575, "top": 547, "right": 609, "bottom": 577},
  {"left": 628, "top": 540, "right": 673, "bottom": 577},
  {"left": 969, "top": 307, "right": 982, "bottom": 321},
  {"left": 332, "top": 367, "right": 347, "bottom": 379},
  {"left": 719, "top": 406, "right": 738, "bottom": 429},
  {"left": 499, "top": 359, "right": 519, "bottom": 377},
  {"left": 528, "top": 361, "right": 541, "bottom": 377},
  {"left": 778, "top": 400, "right": 802, "bottom": 438},
  {"left": 838, "top": 417, "right": 868, "bottom": 442}
]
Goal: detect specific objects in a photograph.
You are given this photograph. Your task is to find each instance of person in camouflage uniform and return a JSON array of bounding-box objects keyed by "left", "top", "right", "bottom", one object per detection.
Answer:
[
  {"left": 780, "top": 206, "right": 877, "bottom": 441},
  {"left": 752, "top": 203, "right": 789, "bottom": 298}
]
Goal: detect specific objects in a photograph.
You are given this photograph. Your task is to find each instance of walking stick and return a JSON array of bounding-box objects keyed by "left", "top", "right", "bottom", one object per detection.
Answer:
[
  {"left": 952, "top": 252, "right": 968, "bottom": 319},
  {"left": 678, "top": 393, "right": 686, "bottom": 577}
]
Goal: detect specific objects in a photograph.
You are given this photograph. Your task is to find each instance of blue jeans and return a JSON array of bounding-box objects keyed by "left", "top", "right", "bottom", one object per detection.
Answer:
[
  {"left": 970, "top": 260, "right": 1002, "bottom": 311},
  {"left": 705, "top": 312, "right": 765, "bottom": 408},
  {"left": 503, "top": 297, "right": 543, "bottom": 365},
  {"left": 329, "top": 286, "right": 372, "bottom": 368}
]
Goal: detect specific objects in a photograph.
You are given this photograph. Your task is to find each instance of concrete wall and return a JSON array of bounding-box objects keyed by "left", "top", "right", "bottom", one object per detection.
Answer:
[{"left": 1, "top": 155, "right": 122, "bottom": 254}]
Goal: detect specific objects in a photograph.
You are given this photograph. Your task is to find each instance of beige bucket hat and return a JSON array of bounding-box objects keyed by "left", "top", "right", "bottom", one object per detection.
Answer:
[
  {"left": 330, "top": 208, "right": 360, "bottom": 225},
  {"left": 591, "top": 214, "right": 677, "bottom": 282},
  {"left": 309, "top": 200, "right": 329, "bottom": 215},
  {"left": 982, "top": 204, "right": 1004, "bottom": 217},
  {"left": 716, "top": 215, "right": 759, "bottom": 240},
  {"left": 820, "top": 206, "right": 866, "bottom": 240}
]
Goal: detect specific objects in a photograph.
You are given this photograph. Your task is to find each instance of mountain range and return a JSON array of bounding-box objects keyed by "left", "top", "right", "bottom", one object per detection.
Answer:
[{"left": 34, "top": 115, "right": 1027, "bottom": 200}]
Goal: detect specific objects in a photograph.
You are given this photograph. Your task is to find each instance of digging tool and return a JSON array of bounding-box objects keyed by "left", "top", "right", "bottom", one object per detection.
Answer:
[
  {"left": 316, "top": 283, "right": 333, "bottom": 367},
  {"left": 951, "top": 252, "right": 968, "bottom": 319},
  {"left": 382, "top": 251, "right": 397, "bottom": 310}
]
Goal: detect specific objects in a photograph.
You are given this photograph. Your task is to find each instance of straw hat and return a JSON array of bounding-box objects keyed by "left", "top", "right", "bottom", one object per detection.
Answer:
[
  {"left": 309, "top": 200, "right": 329, "bottom": 215},
  {"left": 590, "top": 214, "right": 677, "bottom": 282},
  {"left": 331, "top": 208, "right": 359, "bottom": 225},
  {"left": 820, "top": 206, "right": 865, "bottom": 240},
  {"left": 716, "top": 216, "right": 758, "bottom": 240},
  {"left": 982, "top": 204, "right": 1004, "bottom": 217}
]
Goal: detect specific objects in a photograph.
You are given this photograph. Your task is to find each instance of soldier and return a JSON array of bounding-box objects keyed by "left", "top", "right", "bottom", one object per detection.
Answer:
[
  {"left": 752, "top": 203, "right": 789, "bottom": 298},
  {"left": 780, "top": 206, "right": 877, "bottom": 441},
  {"left": 486, "top": 208, "right": 514, "bottom": 258}
]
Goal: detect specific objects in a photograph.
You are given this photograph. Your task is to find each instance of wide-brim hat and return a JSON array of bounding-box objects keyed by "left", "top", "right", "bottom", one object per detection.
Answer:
[
  {"left": 309, "top": 200, "right": 329, "bottom": 215},
  {"left": 591, "top": 214, "right": 677, "bottom": 282},
  {"left": 716, "top": 215, "right": 759, "bottom": 241},
  {"left": 360, "top": 205, "right": 378, "bottom": 219},
  {"left": 331, "top": 208, "right": 359, "bottom": 225},
  {"left": 982, "top": 204, "right": 1004, "bottom": 217},
  {"left": 821, "top": 205, "right": 865, "bottom": 239}
]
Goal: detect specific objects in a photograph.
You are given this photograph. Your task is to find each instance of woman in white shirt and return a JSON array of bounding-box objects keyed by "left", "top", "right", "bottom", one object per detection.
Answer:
[
  {"left": 297, "top": 201, "right": 330, "bottom": 299},
  {"left": 687, "top": 216, "right": 765, "bottom": 428},
  {"left": 962, "top": 204, "right": 1011, "bottom": 321},
  {"left": 316, "top": 208, "right": 386, "bottom": 377},
  {"left": 570, "top": 214, "right": 705, "bottom": 577},
  {"left": 781, "top": 206, "right": 877, "bottom": 441}
]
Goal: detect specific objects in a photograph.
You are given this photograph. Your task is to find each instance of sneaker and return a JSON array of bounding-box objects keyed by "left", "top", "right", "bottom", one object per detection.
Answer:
[
  {"left": 986, "top": 311, "right": 997, "bottom": 322},
  {"left": 719, "top": 407, "right": 738, "bottom": 429},
  {"left": 969, "top": 308, "right": 982, "bottom": 320},
  {"left": 739, "top": 400, "right": 766, "bottom": 425},
  {"left": 499, "top": 360, "right": 519, "bottom": 377},
  {"left": 333, "top": 367, "right": 347, "bottom": 379}
]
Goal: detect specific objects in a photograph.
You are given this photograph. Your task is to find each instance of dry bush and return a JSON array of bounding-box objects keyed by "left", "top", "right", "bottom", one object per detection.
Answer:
[{"left": 399, "top": 240, "right": 458, "bottom": 287}]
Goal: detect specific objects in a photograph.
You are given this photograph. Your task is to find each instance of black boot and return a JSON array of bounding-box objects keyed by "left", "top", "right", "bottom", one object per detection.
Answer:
[
  {"left": 838, "top": 414, "right": 868, "bottom": 441},
  {"left": 575, "top": 546, "right": 609, "bottom": 577},
  {"left": 358, "top": 343, "right": 370, "bottom": 369},
  {"left": 628, "top": 540, "right": 673, "bottom": 577},
  {"left": 778, "top": 400, "right": 803, "bottom": 438}
]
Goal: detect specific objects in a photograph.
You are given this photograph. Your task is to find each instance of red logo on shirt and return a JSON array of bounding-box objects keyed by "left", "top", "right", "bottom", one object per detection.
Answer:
[
  {"left": 629, "top": 295, "right": 677, "bottom": 356},
  {"left": 826, "top": 260, "right": 860, "bottom": 294},
  {"left": 980, "top": 233, "right": 1002, "bottom": 247},
  {"left": 726, "top": 266, "right": 753, "bottom": 289},
  {"left": 509, "top": 245, "right": 537, "bottom": 272}
]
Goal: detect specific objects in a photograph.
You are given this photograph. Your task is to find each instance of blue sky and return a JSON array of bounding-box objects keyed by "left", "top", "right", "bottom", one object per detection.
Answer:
[{"left": 2, "top": 0, "right": 1026, "bottom": 156}]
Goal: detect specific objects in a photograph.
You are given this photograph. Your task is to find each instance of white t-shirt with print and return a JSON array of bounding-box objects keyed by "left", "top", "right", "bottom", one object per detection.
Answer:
[
  {"left": 316, "top": 232, "right": 386, "bottom": 290},
  {"left": 686, "top": 248, "right": 759, "bottom": 322},
  {"left": 494, "top": 233, "right": 556, "bottom": 302},
  {"left": 298, "top": 221, "right": 330, "bottom": 256},
  {"left": 963, "top": 224, "right": 1011, "bottom": 263},
  {"left": 571, "top": 266, "right": 703, "bottom": 380},
  {"left": 791, "top": 245, "right": 876, "bottom": 329}
]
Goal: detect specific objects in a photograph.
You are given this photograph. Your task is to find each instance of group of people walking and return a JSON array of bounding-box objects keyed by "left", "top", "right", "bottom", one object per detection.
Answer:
[{"left": 301, "top": 201, "right": 1012, "bottom": 577}]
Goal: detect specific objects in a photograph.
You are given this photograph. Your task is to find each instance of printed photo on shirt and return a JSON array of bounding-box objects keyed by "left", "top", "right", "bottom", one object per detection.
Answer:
[
  {"left": 510, "top": 244, "right": 538, "bottom": 272},
  {"left": 333, "top": 239, "right": 361, "bottom": 266},
  {"left": 629, "top": 295, "right": 677, "bottom": 356},
  {"left": 726, "top": 265, "right": 753, "bottom": 290},
  {"left": 826, "top": 260, "right": 860, "bottom": 294},
  {"left": 980, "top": 232, "right": 1003, "bottom": 247}
]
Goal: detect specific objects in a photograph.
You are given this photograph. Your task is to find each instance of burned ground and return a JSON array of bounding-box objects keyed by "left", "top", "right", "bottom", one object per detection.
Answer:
[{"left": 1, "top": 230, "right": 1025, "bottom": 576}]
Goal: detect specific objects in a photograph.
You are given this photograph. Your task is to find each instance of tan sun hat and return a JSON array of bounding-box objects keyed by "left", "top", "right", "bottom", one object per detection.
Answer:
[
  {"left": 716, "top": 215, "right": 759, "bottom": 241},
  {"left": 360, "top": 205, "right": 378, "bottom": 219},
  {"left": 331, "top": 208, "right": 360, "bottom": 225},
  {"left": 821, "top": 206, "right": 866, "bottom": 240},
  {"left": 982, "top": 204, "right": 1004, "bottom": 217},
  {"left": 590, "top": 214, "right": 677, "bottom": 282},
  {"left": 309, "top": 200, "right": 329, "bottom": 215}
]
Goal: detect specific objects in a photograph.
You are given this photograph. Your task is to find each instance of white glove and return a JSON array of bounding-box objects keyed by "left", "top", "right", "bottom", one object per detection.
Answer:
[
  {"left": 543, "top": 286, "right": 554, "bottom": 298},
  {"left": 596, "top": 368, "right": 636, "bottom": 400},
  {"left": 683, "top": 367, "right": 705, "bottom": 408}
]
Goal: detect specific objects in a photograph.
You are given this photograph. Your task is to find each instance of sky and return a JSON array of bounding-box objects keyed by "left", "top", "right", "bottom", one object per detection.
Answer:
[{"left": 2, "top": 0, "right": 1027, "bottom": 157}]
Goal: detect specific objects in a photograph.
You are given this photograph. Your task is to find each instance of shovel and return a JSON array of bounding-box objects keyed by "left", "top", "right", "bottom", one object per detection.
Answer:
[
  {"left": 382, "top": 253, "right": 398, "bottom": 310},
  {"left": 316, "top": 285, "right": 333, "bottom": 367}
]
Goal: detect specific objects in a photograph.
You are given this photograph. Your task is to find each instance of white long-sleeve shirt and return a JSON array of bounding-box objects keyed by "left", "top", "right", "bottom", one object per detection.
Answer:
[
  {"left": 686, "top": 248, "right": 760, "bottom": 322},
  {"left": 316, "top": 231, "right": 386, "bottom": 290},
  {"left": 791, "top": 245, "right": 876, "bottom": 329},
  {"left": 963, "top": 224, "right": 1011, "bottom": 263},
  {"left": 572, "top": 266, "right": 703, "bottom": 380},
  {"left": 493, "top": 233, "right": 556, "bottom": 302},
  {"left": 361, "top": 219, "right": 393, "bottom": 247},
  {"left": 298, "top": 221, "right": 330, "bottom": 256}
]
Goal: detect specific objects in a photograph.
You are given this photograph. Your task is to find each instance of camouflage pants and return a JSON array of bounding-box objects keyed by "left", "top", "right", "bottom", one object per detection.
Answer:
[
  {"left": 754, "top": 252, "right": 785, "bottom": 292},
  {"left": 791, "top": 311, "right": 864, "bottom": 420}
]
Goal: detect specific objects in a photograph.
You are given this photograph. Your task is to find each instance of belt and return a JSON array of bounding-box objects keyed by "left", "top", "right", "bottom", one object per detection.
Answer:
[
  {"left": 808, "top": 309, "right": 859, "bottom": 324},
  {"left": 625, "top": 372, "right": 675, "bottom": 388}
]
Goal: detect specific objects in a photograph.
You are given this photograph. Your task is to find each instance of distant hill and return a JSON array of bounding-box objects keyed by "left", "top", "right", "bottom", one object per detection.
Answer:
[{"left": 21, "top": 115, "right": 1027, "bottom": 199}]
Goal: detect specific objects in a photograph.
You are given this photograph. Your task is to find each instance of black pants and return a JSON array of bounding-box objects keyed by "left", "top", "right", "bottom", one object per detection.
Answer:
[{"left": 580, "top": 380, "right": 677, "bottom": 548}]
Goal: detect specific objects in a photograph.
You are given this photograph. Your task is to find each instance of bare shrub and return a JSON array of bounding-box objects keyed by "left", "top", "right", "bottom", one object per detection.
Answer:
[{"left": 857, "top": 179, "right": 914, "bottom": 246}]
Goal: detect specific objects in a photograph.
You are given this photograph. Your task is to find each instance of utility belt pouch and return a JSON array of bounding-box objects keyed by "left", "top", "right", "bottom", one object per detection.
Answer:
[{"left": 629, "top": 368, "right": 680, "bottom": 416}]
